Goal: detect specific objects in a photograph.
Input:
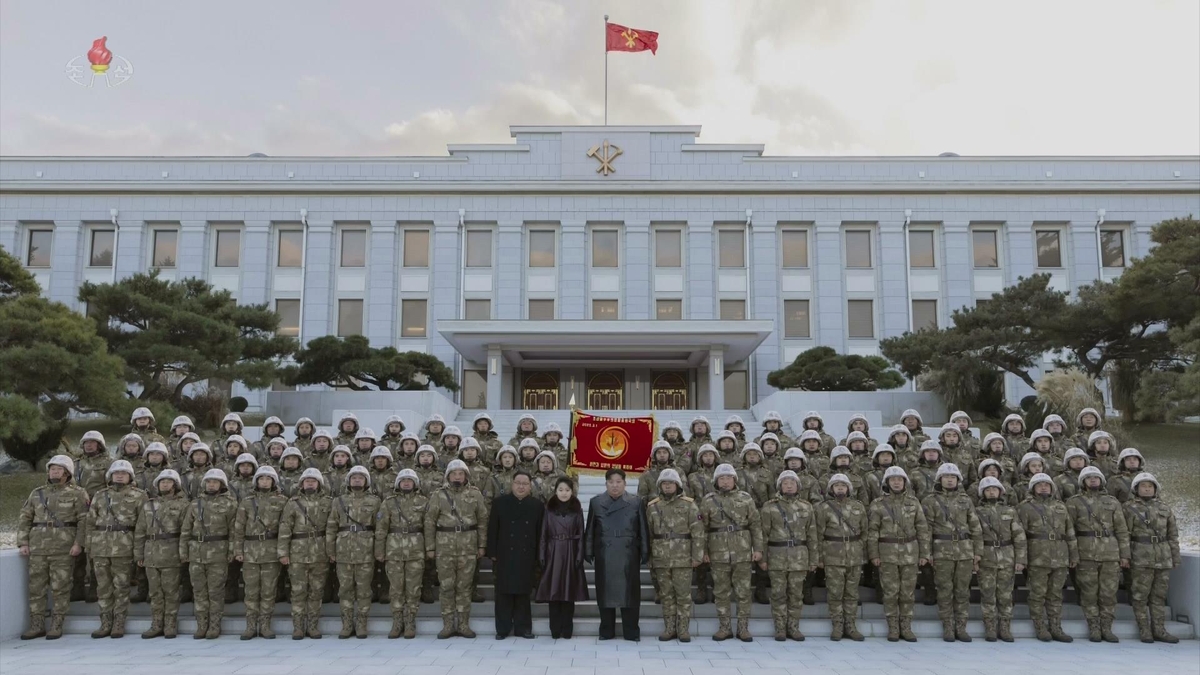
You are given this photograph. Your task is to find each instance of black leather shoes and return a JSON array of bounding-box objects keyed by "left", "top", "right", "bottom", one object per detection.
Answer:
[
  {"left": 494, "top": 633, "right": 508, "bottom": 640},
  {"left": 520, "top": 632, "right": 536, "bottom": 639}
]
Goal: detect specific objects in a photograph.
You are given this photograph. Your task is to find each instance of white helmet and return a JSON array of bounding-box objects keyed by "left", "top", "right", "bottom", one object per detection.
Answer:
[
  {"left": 170, "top": 415, "right": 194, "bottom": 430},
  {"left": 496, "top": 445, "right": 518, "bottom": 462},
  {"left": 713, "top": 463, "right": 738, "bottom": 481},
  {"left": 80, "top": 430, "right": 108, "bottom": 453},
  {"left": 106, "top": 459, "right": 135, "bottom": 482},
  {"left": 534, "top": 450, "right": 558, "bottom": 469},
  {"left": 829, "top": 446, "right": 853, "bottom": 466},
  {"left": 201, "top": 468, "right": 229, "bottom": 489},
  {"left": 651, "top": 440, "right": 673, "bottom": 458},
  {"left": 776, "top": 469, "right": 802, "bottom": 491},
  {"left": 299, "top": 467, "right": 325, "bottom": 487},
  {"left": 759, "top": 432, "right": 779, "bottom": 447},
  {"left": 1076, "top": 407, "right": 1103, "bottom": 428},
  {"left": 982, "top": 432, "right": 1005, "bottom": 452},
  {"left": 472, "top": 412, "right": 494, "bottom": 430},
  {"left": 280, "top": 446, "right": 305, "bottom": 465},
  {"left": 1062, "top": 447, "right": 1089, "bottom": 467},
  {"left": 950, "top": 410, "right": 972, "bottom": 425},
  {"left": 1118, "top": 448, "right": 1145, "bottom": 466},
  {"left": 442, "top": 425, "right": 463, "bottom": 440},
  {"left": 180, "top": 431, "right": 201, "bottom": 447},
  {"left": 262, "top": 416, "right": 285, "bottom": 433},
  {"left": 690, "top": 415, "right": 711, "bottom": 433},
  {"left": 1019, "top": 452, "right": 1046, "bottom": 473},
  {"left": 144, "top": 441, "right": 169, "bottom": 460},
  {"left": 221, "top": 412, "right": 244, "bottom": 431},
  {"left": 725, "top": 414, "right": 745, "bottom": 428},
  {"left": 1087, "top": 430, "right": 1115, "bottom": 451},
  {"left": 332, "top": 445, "right": 353, "bottom": 461},
  {"left": 900, "top": 409, "right": 923, "bottom": 425},
  {"left": 425, "top": 413, "right": 446, "bottom": 427},
  {"left": 762, "top": 410, "right": 783, "bottom": 425},
  {"left": 1001, "top": 413, "right": 1025, "bottom": 432},
  {"left": 799, "top": 430, "right": 822, "bottom": 445},
  {"left": 383, "top": 415, "right": 406, "bottom": 432},
  {"left": 235, "top": 452, "right": 258, "bottom": 470},
  {"left": 935, "top": 463, "right": 962, "bottom": 482},
  {"left": 368, "top": 446, "right": 393, "bottom": 463},
  {"left": 661, "top": 420, "right": 683, "bottom": 437},
  {"left": 354, "top": 428, "right": 376, "bottom": 443},
  {"left": 845, "top": 431, "right": 868, "bottom": 447},
  {"left": 938, "top": 423, "right": 961, "bottom": 441},
  {"left": 715, "top": 430, "right": 737, "bottom": 446},
  {"left": 1029, "top": 428, "right": 1053, "bottom": 444},
  {"left": 130, "top": 407, "right": 155, "bottom": 424},
  {"left": 694, "top": 443, "right": 719, "bottom": 463},
  {"left": 657, "top": 468, "right": 683, "bottom": 488},
  {"left": 1043, "top": 414, "right": 1066, "bottom": 430},
  {"left": 188, "top": 443, "right": 212, "bottom": 462},
  {"left": 444, "top": 459, "right": 469, "bottom": 480},
  {"left": 266, "top": 437, "right": 288, "bottom": 451},
  {"left": 783, "top": 447, "right": 806, "bottom": 465},
  {"left": 47, "top": 454, "right": 75, "bottom": 476},
  {"left": 977, "top": 458, "right": 1002, "bottom": 478},
  {"left": 459, "top": 437, "right": 482, "bottom": 455},
  {"left": 154, "top": 469, "right": 182, "bottom": 489},
  {"left": 416, "top": 445, "right": 438, "bottom": 461},
  {"left": 543, "top": 422, "right": 563, "bottom": 436},
  {"left": 312, "top": 428, "right": 334, "bottom": 446},
  {"left": 882, "top": 466, "right": 909, "bottom": 485},
  {"left": 253, "top": 465, "right": 280, "bottom": 485},
  {"left": 802, "top": 411, "right": 825, "bottom": 430},
  {"left": 518, "top": 437, "right": 541, "bottom": 452},
  {"left": 827, "top": 473, "right": 853, "bottom": 492},
  {"left": 395, "top": 468, "right": 420, "bottom": 489},
  {"left": 517, "top": 413, "right": 539, "bottom": 429},
  {"left": 337, "top": 411, "right": 359, "bottom": 430},
  {"left": 887, "top": 426, "right": 911, "bottom": 444},
  {"left": 347, "top": 465, "right": 372, "bottom": 486},
  {"left": 872, "top": 444, "right": 896, "bottom": 462},
  {"left": 224, "top": 435, "right": 247, "bottom": 452},
  {"left": 977, "top": 476, "right": 1006, "bottom": 497},
  {"left": 1079, "top": 466, "right": 1106, "bottom": 486},
  {"left": 740, "top": 442, "right": 762, "bottom": 460},
  {"left": 294, "top": 417, "right": 315, "bottom": 433},
  {"left": 1028, "top": 472, "right": 1054, "bottom": 491},
  {"left": 846, "top": 413, "right": 869, "bottom": 431},
  {"left": 1131, "top": 472, "right": 1160, "bottom": 493}
]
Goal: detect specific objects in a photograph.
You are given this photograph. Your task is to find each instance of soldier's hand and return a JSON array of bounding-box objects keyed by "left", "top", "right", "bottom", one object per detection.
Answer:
[
  {"left": 817, "top": 562, "right": 824, "bottom": 569},
  {"left": 18, "top": 545, "right": 29, "bottom": 557},
  {"left": 702, "top": 554, "right": 710, "bottom": 564},
  {"left": 376, "top": 555, "right": 384, "bottom": 562},
  {"left": 691, "top": 560, "right": 700, "bottom": 568},
  {"left": 809, "top": 565, "right": 817, "bottom": 572},
  {"left": 426, "top": 551, "right": 435, "bottom": 560},
  {"left": 758, "top": 561, "right": 767, "bottom": 571},
  {"left": 329, "top": 556, "right": 336, "bottom": 563},
  {"left": 279, "top": 556, "right": 290, "bottom": 566},
  {"left": 752, "top": 551, "right": 762, "bottom": 563},
  {"left": 1015, "top": 563, "right": 1025, "bottom": 573},
  {"left": 137, "top": 560, "right": 145, "bottom": 568},
  {"left": 1119, "top": 558, "right": 1129, "bottom": 569},
  {"left": 919, "top": 557, "right": 929, "bottom": 566},
  {"left": 478, "top": 548, "right": 485, "bottom": 559},
  {"left": 69, "top": 544, "right": 82, "bottom": 557},
  {"left": 235, "top": 554, "right": 244, "bottom": 562},
  {"left": 1069, "top": 560, "right": 1077, "bottom": 569},
  {"left": 872, "top": 558, "right": 881, "bottom": 567}
]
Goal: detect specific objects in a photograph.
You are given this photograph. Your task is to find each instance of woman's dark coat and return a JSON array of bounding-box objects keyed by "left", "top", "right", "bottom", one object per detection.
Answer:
[{"left": 535, "top": 496, "right": 589, "bottom": 603}]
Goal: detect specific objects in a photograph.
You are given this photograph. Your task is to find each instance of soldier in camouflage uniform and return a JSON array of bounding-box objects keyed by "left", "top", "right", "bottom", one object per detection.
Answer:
[
  {"left": 828, "top": 447, "right": 867, "bottom": 504},
  {"left": 136, "top": 442, "right": 172, "bottom": 498},
  {"left": 1054, "top": 448, "right": 1090, "bottom": 500},
  {"left": 737, "top": 442, "right": 773, "bottom": 604},
  {"left": 413, "top": 445, "right": 445, "bottom": 496},
  {"left": 1072, "top": 408, "right": 1104, "bottom": 454},
  {"left": 394, "top": 431, "right": 422, "bottom": 471},
  {"left": 261, "top": 437, "right": 289, "bottom": 471},
  {"left": 233, "top": 465, "right": 288, "bottom": 640},
  {"left": 685, "top": 416, "right": 714, "bottom": 464},
  {"left": 839, "top": 414, "right": 879, "bottom": 455},
  {"left": 639, "top": 441, "right": 682, "bottom": 500},
  {"left": 921, "top": 463, "right": 982, "bottom": 642},
  {"left": 1016, "top": 473, "right": 1078, "bottom": 642},
  {"left": 975, "top": 476, "right": 1026, "bottom": 642},
  {"left": 687, "top": 444, "right": 719, "bottom": 605},
  {"left": 760, "top": 470, "right": 819, "bottom": 642},
  {"left": 507, "top": 413, "right": 540, "bottom": 449},
  {"left": 698, "top": 463, "right": 763, "bottom": 642},
  {"left": 516, "top": 437, "right": 540, "bottom": 474},
  {"left": 1042, "top": 414, "right": 1071, "bottom": 454},
  {"left": 423, "top": 413, "right": 447, "bottom": 450},
  {"left": 1013, "top": 452, "right": 1049, "bottom": 503},
  {"left": 307, "top": 428, "right": 335, "bottom": 472},
  {"left": 217, "top": 435, "right": 248, "bottom": 478},
  {"left": 424, "top": 459, "right": 489, "bottom": 638},
  {"left": 971, "top": 459, "right": 1016, "bottom": 507},
  {"left": 843, "top": 432, "right": 872, "bottom": 476},
  {"left": 714, "top": 430, "right": 740, "bottom": 468},
  {"left": 758, "top": 433, "right": 785, "bottom": 481},
  {"left": 490, "top": 445, "right": 519, "bottom": 499},
  {"left": 130, "top": 407, "right": 165, "bottom": 446},
  {"left": 1000, "top": 414, "right": 1030, "bottom": 459},
  {"left": 324, "top": 446, "right": 354, "bottom": 497},
  {"left": 660, "top": 421, "right": 691, "bottom": 473},
  {"left": 799, "top": 411, "right": 837, "bottom": 453},
  {"left": 780, "top": 449, "right": 823, "bottom": 505},
  {"left": 646, "top": 468, "right": 704, "bottom": 642},
  {"left": 977, "top": 433, "right": 1016, "bottom": 485},
  {"left": 117, "top": 433, "right": 146, "bottom": 469},
  {"left": 228, "top": 453, "right": 259, "bottom": 502},
  {"left": 180, "top": 443, "right": 217, "bottom": 500},
  {"left": 459, "top": 438, "right": 493, "bottom": 491},
  {"left": 887, "top": 426, "right": 918, "bottom": 473},
  {"left": 291, "top": 417, "right": 316, "bottom": 455},
  {"left": 864, "top": 444, "right": 901, "bottom": 504},
  {"left": 278, "top": 468, "right": 332, "bottom": 639},
  {"left": 378, "top": 415, "right": 407, "bottom": 454},
  {"left": 252, "top": 416, "right": 288, "bottom": 461},
  {"left": 180, "top": 468, "right": 238, "bottom": 639},
  {"left": 909, "top": 440, "right": 943, "bottom": 500},
  {"left": 366, "top": 446, "right": 397, "bottom": 498},
  {"left": 540, "top": 422, "right": 569, "bottom": 468},
  {"left": 1028, "top": 429, "right": 1061, "bottom": 477},
  {"left": 1065, "top": 466, "right": 1130, "bottom": 642},
  {"left": 797, "top": 430, "right": 828, "bottom": 479},
  {"left": 757, "top": 410, "right": 794, "bottom": 450},
  {"left": 532, "top": 451, "right": 568, "bottom": 502},
  {"left": 438, "top": 426, "right": 465, "bottom": 467},
  {"left": 471, "top": 413, "right": 503, "bottom": 465},
  {"left": 326, "top": 465, "right": 381, "bottom": 639},
  {"left": 898, "top": 409, "right": 930, "bottom": 446},
  {"left": 134, "top": 468, "right": 189, "bottom": 639},
  {"left": 1085, "top": 430, "right": 1118, "bottom": 478},
  {"left": 172, "top": 432, "right": 201, "bottom": 473},
  {"left": 214, "top": 413, "right": 244, "bottom": 456},
  {"left": 949, "top": 411, "right": 981, "bottom": 456},
  {"left": 376, "top": 468, "right": 428, "bottom": 639},
  {"left": 1123, "top": 472, "right": 1180, "bottom": 643},
  {"left": 1108, "top": 448, "right": 1146, "bottom": 503},
  {"left": 277, "top": 447, "right": 307, "bottom": 497},
  {"left": 350, "top": 428, "right": 377, "bottom": 468},
  {"left": 18, "top": 455, "right": 88, "bottom": 640},
  {"left": 164, "top": 416, "right": 195, "bottom": 459},
  {"left": 334, "top": 412, "right": 360, "bottom": 448},
  {"left": 85, "top": 459, "right": 148, "bottom": 638},
  {"left": 867, "top": 466, "right": 931, "bottom": 642},
  {"left": 815, "top": 473, "right": 868, "bottom": 641},
  {"left": 938, "top": 423, "right": 975, "bottom": 482},
  {"left": 724, "top": 415, "right": 748, "bottom": 451}
]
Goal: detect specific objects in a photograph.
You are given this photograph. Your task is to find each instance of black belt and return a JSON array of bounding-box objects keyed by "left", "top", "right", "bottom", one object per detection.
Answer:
[
  {"left": 824, "top": 535, "right": 860, "bottom": 543},
  {"left": 151, "top": 533, "right": 181, "bottom": 541},
  {"left": 194, "top": 534, "right": 229, "bottom": 542},
  {"left": 389, "top": 527, "right": 423, "bottom": 535},
  {"left": 708, "top": 525, "right": 745, "bottom": 533},
  {"left": 549, "top": 534, "right": 578, "bottom": 540},
  {"left": 339, "top": 525, "right": 374, "bottom": 533},
  {"left": 933, "top": 533, "right": 971, "bottom": 542},
  {"left": 1132, "top": 536, "right": 1163, "bottom": 544},
  {"left": 982, "top": 539, "right": 1013, "bottom": 547},
  {"left": 878, "top": 537, "right": 916, "bottom": 544},
  {"left": 768, "top": 540, "right": 807, "bottom": 548},
  {"left": 99, "top": 524, "right": 134, "bottom": 532},
  {"left": 436, "top": 525, "right": 477, "bottom": 533},
  {"left": 653, "top": 533, "right": 692, "bottom": 540},
  {"left": 1028, "top": 533, "right": 1063, "bottom": 541},
  {"left": 249, "top": 532, "right": 278, "bottom": 541},
  {"left": 289, "top": 532, "right": 319, "bottom": 540},
  {"left": 1075, "top": 530, "right": 1112, "bottom": 538},
  {"left": 32, "top": 521, "right": 78, "bottom": 528}
]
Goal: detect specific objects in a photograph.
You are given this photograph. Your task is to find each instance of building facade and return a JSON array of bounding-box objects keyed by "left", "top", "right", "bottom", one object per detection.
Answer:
[{"left": 2, "top": 125, "right": 1197, "bottom": 411}]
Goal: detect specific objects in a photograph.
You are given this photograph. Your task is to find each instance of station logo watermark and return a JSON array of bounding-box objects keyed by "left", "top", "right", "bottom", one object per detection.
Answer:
[{"left": 66, "top": 36, "right": 134, "bottom": 88}]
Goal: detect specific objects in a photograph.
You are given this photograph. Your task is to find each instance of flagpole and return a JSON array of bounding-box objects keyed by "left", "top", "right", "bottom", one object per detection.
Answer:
[{"left": 603, "top": 14, "right": 609, "bottom": 125}]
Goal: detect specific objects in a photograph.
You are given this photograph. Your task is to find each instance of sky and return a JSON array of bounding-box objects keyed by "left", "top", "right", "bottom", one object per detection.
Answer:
[{"left": 1, "top": 0, "right": 1198, "bottom": 157}]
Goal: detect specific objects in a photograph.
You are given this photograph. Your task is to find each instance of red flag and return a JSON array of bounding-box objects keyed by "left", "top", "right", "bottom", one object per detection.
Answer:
[
  {"left": 606, "top": 22, "right": 658, "bottom": 54},
  {"left": 568, "top": 410, "right": 658, "bottom": 476}
]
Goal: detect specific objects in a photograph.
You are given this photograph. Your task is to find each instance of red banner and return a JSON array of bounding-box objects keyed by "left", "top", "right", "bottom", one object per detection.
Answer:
[
  {"left": 605, "top": 22, "right": 659, "bottom": 54},
  {"left": 568, "top": 410, "right": 658, "bottom": 476}
]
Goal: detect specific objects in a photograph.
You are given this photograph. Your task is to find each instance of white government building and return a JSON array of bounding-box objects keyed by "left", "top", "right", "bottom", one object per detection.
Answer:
[{"left": 2, "top": 125, "right": 1198, "bottom": 416}]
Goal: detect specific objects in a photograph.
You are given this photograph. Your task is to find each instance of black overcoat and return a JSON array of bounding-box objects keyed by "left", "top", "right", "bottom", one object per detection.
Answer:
[
  {"left": 485, "top": 492, "right": 544, "bottom": 594},
  {"left": 584, "top": 491, "right": 649, "bottom": 608}
]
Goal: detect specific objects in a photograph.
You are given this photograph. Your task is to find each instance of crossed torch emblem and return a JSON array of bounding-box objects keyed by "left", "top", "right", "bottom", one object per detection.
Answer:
[{"left": 587, "top": 140, "right": 623, "bottom": 176}]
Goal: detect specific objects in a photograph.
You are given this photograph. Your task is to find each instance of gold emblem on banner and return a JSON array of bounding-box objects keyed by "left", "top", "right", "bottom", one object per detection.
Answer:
[{"left": 597, "top": 426, "right": 630, "bottom": 460}]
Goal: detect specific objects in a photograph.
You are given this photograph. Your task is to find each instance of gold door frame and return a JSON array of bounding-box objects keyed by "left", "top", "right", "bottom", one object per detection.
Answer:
[
  {"left": 586, "top": 371, "right": 623, "bottom": 410},
  {"left": 522, "top": 371, "right": 560, "bottom": 410},
  {"left": 651, "top": 371, "right": 689, "bottom": 410}
]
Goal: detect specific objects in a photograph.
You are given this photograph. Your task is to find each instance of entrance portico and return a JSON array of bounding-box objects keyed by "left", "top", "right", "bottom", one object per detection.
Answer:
[{"left": 438, "top": 320, "right": 773, "bottom": 410}]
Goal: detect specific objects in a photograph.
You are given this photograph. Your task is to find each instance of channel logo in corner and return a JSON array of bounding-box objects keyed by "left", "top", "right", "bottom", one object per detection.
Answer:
[{"left": 65, "top": 37, "right": 134, "bottom": 88}]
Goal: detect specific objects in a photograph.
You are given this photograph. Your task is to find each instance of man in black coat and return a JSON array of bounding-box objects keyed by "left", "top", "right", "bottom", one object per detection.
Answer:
[
  {"left": 585, "top": 468, "right": 650, "bottom": 641},
  {"left": 486, "top": 471, "right": 544, "bottom": 639}
]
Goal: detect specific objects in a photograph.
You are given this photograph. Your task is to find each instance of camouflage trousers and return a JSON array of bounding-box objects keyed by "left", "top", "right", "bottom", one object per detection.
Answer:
[
  {"left": 1026, "top": 565, "right": 1068, "bottom": 623},
  {"left": 711, "top": 561, "right": 753, "bottom": 620},
  {"left": 768, "top": 568, "right": 807, "bottom": 623},
  {"left": 242, "top": 561, "right": 281, "bottom": 617},
  {"left": 288, "top": 562, "right": 328, "bottom": 618},
  {"left": 336, "top": 563, "right": 373, "bottom": 616},
  {"left": 93, "top": 555, "right": 133, "bottom": 616},
  {"left": 28, "top": 555, "right": 74, "bottom": 616},
  {"left": 933, "top": 558, "right": 973, "bottom": 621},
  {"left": 1076, "top": 560, "right": 1119, "bottom": 624},
  {"left": 879, "top": 563, "right": 918, "bottom": 620},
  {"left": 189, "top": 561, "right": 229, "bottom": 618},
  {"left": 145, "top": 565, "right": 182, "bottom": 621},
  {"left": 435, "top": 555, "right": 477, "bottom": 617},
  {"left": 1130, "top": 568, "right": 1170, "bottom": 628},
  {"left": 978, "top": 565, "right": 1015, "bottom": 623},
  {"left": 824, "top": 565, "right": 861, "bottom": 625},
  {"left": 653, "top": 566, "right": 693, "bottom": 620},
  {"left": 386, "top": 559, "right": 424, "bottom": 615}
]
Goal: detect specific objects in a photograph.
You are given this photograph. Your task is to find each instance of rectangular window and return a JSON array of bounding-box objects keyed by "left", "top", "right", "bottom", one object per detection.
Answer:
[
  {"left": 724, "top": 371, "right": 748, "bottom": 409},
  {"left": 592, "top": 299, "right": 618, "bottom": 320},
  {"left": 972, "top": 230, "right": 999, "bottom": 268},
  {"left": 656, "top": 299, "right": 682, "bottom": 320},
  {"left": 277, "top": 230, "right": 303, "bottom": 268},
  {"left": 340, "top": 229, "right": 367, "bottom": 268},
  {"left": 718, "top": 230, "right": 745, "bottom": 268},
  {"left": 150, "top": 230, "right": 178, "bottom": 268},
  {"left": 783, "top": 299, "right": 810, "bottom": 338},
  {"left": 275, "top": 299, "right": 300, "bottom": 338},
  {"left": 462, "top": 370, "right": 488, "bottom": 409},
  {"left": 337, "top": 299, "right": 363, "bottom": 337},
  {"left": 847, "top": 299, "right": 874, "bottom": 338},
  {"left": 26, "top": 229, "right": 53, "bottom": 267},
  {"left": 465, "top": 230, "right": 492, "bottom": 267},
  {"left": 400, "top": 299, "right": 427, "bottom": 337},
  {"left": 975, "top": 298, "right": 992, "bottom": 310},
  {"left": 845, "top": 230, "right": 872, "bottom": 268},
  {"left": 89, "top": 229, "right": 114, "bottom": 267},
  {"left": 1100, "top": 230, "right": 1126, "bottom": 268},
  {"left": 592, "top": 230, "right": 618, "bottom": 267},
  {"left": 719, "top": 299, "right": 746, "bottom": 321},
  {"left": 464, "top": 299, "right": 491, "bottom": 320},
  {"left": 655, "top": 230, "right": 682, "bottom": 268},
  {"left": 528, "top": 299, "right": 555, "bottom": 320},
  {"left": 912, "top": 299, "right": 938, "bottom": 332},
  {"left": 781, "top": 230, "right": 808, "bottom": 268},
  {"left": 214, "top": 230, "right": 241, "bottom": 267},
  {"left": 402, "top": 229, "right": 430, "bottom": 267},
  {"left": 1036, "top": 230, "right": 1062, "bottom": 268},
  {"left": 909, "top": 230, "right": 936, "bottom": 268},
  {"left": 528, "top": 230, "right": 556, "bottom": 267}
]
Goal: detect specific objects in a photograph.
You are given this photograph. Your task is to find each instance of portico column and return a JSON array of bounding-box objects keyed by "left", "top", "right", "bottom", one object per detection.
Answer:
[
  {"left": 707, "top": 347, "right": 725, "bottom": 410},
  {"left": 486, "top": 346, "right": 504, "bottom": 410}
]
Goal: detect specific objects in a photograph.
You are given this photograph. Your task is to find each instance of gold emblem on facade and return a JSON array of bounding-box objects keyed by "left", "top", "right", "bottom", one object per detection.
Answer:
[{"left": 587, "top": 140, "right": 623, "bottom": 176}]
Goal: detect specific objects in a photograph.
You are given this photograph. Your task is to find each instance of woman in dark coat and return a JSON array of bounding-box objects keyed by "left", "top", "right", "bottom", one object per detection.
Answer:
[{"left": 535, "top": 477, "right": 589, "bottom": 639}]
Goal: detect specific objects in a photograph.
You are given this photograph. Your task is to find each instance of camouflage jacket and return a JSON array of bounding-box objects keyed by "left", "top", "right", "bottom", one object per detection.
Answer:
[
  {"left": 74, "top": 452, "right": 113, "bottom": 499},
  {"left": 472, "top": 431, "right": 503, "bottom": 465},
  {"left": 489, "top": 468, "right": 516, "bottom": 499},
  {"left": 414, "top": 466, "right": 444, "bottom": 497},
  {"left": 375, "top": 490, "right": 429, "bottom": 562},
  {"left": 1065, "top": 489, "right": 1130, "bottom": 562},
  {"left": 1090, "top": 453, "right": 1118, "bottom": 478},
  {"left": 85, "top": 483, "right": 148, "bottom": 557},
  {"left": 180, "top": 490, "right": 238, "bottom": 563},
  {"left": 815, "top": 496, "right": 867, "bottom": 567},
  {"left": 736, "top": 465, "right": 773, "bottom": 508},
  {"left": 17, "top": 481, "right": 89, "bottom": 555},
  {"left": 687, "top": 467, "right": 717, "bottom": 499},
  {"left": 278, "top": 467, "right": 306, "bottom": 498},
  {"left": 378, "top": 434, "right": 405, "bottom": 455},
  {"left": 1123, "top": 496, "right": 1181, "bottom": 569},
  {"left": 698, "top": 489, "right": 763, "bottom": 564},
  {"left": 909, "top": 462, "right": 941, "bottom": 500},
  {"left": 760, "top": 493, "right": 819, "bottom": 571},
  {"left": 180, "top": 463, "right": 217, "bottom": 500},
  {"left": 645, "top": 492, "right": 704, "bottom": 568},
  {"left": 233, "top": 489, "right": 289, "bottom": 563},
  {"left": 324, "top": 467, "right": 351, "bottom": 498},
  {"left": 307, "top": 449, "right": 334, "bottom": 473},
  {"left": 462, "top": 460, "right": 492, "bottom": 493},
  {"left": 1107, "top": 471, "right": 1138, "bottom": 503},
  {"left": 134, "top": 491, "right": 189, "bottom": 567},
  {"left": 277, "top": 490, "right": 333, "bottom": 563},
  {"left": 394, "top": 449, "right": 421, "bottom": 472},
  {"left": 1016, "top": 495, "right": 1078, "bottom": 567},
  {"left": 975, "top": 499, "right": 1027, "bottom": 569},
  {"left": 893, "top": 446, "right": 920, "bottom": 473},
  {"left": 229, "top": 475, "right": 256, "bottom": 502},
  {"left": 292, "top": 435, "right": 314, "bottom": 456},
  {"left": 368, "top": 468, "right": 398, "bottom": 498},
  {"left": 1001, "top": 433, "right": 1030, "bottom": 459},
  {"left": 638, "top": 462, "right": 682, "bottom": 499},
  {"left": 424, "top": 484, "right": 489, "bottom": 555},
  {"left": 867, "top": 492, "right": 931, "bottom": 564},
  {"left": 325, "top": 489, "right": 382, "bottom": 564},
  {"left": 920, "top": 489, "right": 982, "bottom": 561},
  {"left": 976, "top": 453, "right": 1017, "bottom": 485},
  {"left": 969, "top": 482, "right": 1018, "bottom": 508},
  {"left": 134, "top": 462, "right": 172, "bottom": 498},
  {"left": 829, "top": 466, "right": 869, "bottom": 504},
  {"left": 1054, "top": 469, "right": 1083, "bottom": 501},
  {"left": 531, "top": 470, "right": 568, "bottom": 503}
]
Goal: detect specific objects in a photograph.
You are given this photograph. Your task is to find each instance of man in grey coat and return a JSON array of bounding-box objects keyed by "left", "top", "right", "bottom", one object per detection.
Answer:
[{"left": 585, "top": 468, "right": 649, "bottom": 641}]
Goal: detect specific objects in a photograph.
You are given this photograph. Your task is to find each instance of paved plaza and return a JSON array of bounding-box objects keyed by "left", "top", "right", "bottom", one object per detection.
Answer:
[{"left": 2, "top": 634, "right": 1197, "bottom": 675}]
